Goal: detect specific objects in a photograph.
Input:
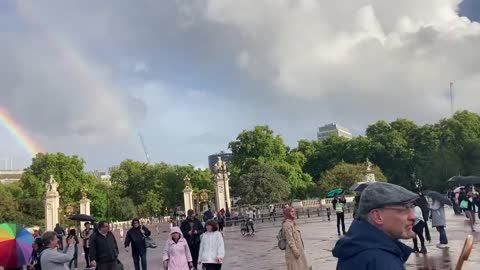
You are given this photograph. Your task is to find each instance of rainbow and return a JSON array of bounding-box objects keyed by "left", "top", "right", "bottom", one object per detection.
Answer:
[{"left": 0, "top": 108, "right": 42, "bottom": 156}]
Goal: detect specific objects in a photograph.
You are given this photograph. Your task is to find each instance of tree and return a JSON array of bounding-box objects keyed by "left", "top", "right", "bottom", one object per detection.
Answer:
[
  {"left": 229, "top": 126, "right": 287, "bottom": 171},
  {"left": 318, "top": 162, "right": 387, "bottom": 197},
  {"left": 0, "top": 184, "right": 19, "bottom": 223},
  {"left": 237, "top": 164, "right": 290, "bottom": 205},
  {"left": 20, "top": 153, "right": 92, "bottom": 204}
]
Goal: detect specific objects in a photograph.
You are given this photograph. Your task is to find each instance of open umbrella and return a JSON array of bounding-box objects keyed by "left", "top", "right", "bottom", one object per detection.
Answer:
[
  {"left": 447, "top": 176, "right": 480, "bottom": 185},
  {"left": 0, "top": 223, "right": 33, "bottom": 268},
  {"left": 68, "top": 214, "right": 95, "bottom": 222},
  {"left": 424, "top": 190, "right": 452, "bottom": 206},
  {"left": 326, "top": 189, "right": 344, "bottom": 198},
  {"left": 350, "top": 182, "right": 370, "bottom": 193}
]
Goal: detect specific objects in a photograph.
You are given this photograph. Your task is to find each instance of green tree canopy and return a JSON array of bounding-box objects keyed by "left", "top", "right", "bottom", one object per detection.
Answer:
[
  {"left": 237, "top": 164, "right": 290, "bottom": 205},
  {"left": 318, "top": 162, "right": 387, "bottom": 197}
]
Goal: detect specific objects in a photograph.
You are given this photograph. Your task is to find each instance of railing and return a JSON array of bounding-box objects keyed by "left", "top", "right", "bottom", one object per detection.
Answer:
[{"left": 223, "top": 203, "right": 355, "bottom": 228}]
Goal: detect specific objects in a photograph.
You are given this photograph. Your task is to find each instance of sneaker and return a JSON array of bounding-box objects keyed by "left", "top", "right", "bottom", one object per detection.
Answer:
[
  {"left": 420, "top": 246, "right": 427, "bottom": 254},
  {"left": 436, "top": 243, "right": 449, "bottom": 249}
]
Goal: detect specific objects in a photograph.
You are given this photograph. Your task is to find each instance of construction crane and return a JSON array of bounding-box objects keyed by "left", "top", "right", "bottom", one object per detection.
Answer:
[{"left": 138, "top": 132, "right": 151, "bottom": 163}]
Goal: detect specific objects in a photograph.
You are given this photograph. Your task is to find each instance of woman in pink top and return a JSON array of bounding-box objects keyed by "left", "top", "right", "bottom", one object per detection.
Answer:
[{"left": 163, "top": 227, "right": 193, "bottom": 270}]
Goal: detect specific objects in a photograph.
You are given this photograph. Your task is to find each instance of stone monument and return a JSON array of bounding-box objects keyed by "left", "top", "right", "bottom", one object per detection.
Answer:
[
  {"left": 213, "top": 157, "right": 231, "bottom": 211},
  {"left": 79, "top": 186, "right": 91, "bottom": 231},
  {"left": 45, "top": 175, "right": 60, "bottom": 231},
  {"left": 183, "top": 175, "right": 194, "bottom": 212},
  {"left": 364, "top": 158, "right": 376, "bottom": 182}
]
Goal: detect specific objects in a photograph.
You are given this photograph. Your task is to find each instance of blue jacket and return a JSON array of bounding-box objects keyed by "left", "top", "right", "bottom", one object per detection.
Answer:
[{"left": 332, "top": 220, "right": 412, "bottom": 270}]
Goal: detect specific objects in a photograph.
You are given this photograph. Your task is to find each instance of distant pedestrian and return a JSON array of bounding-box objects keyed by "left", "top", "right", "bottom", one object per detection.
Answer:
[
  {"left": 198, "top": 220, "right": 225, "bottom": 270},
  {"left": 217, "top": 209, "right": 225, "bottom": 232},
  {"left": 54, "top": 224, "right": 66, "bottom": 250},
  {"left": 40, "top": 231, "right": 76, "bottom": 270},
  {"left": 89, "top": 221, "right": 119, "bottom": 270},
  {"left": 460, "top": 192, "right": 476, "bottom": 232},
  {"left": 431, "top": 199, "right": 449, "bottom": 248},
  {"left": 333, "top": 182, "right": 419, "bottom": 270},
  {"left": 332, "top": 194, "right": 346, "bottom": 236},
  {"left": 66, "top": 229, "right": 79, "bottom": 269},
  {"left": 80, "top": 222, "right": 94, "bottom": 268},
  {"left": 162, "top": 227, "right": 193, "bottom": 270},
  {"left": 180, "top": 209, "right": 204, "bottom": 270},
  {"left": 282, "top": 207, "right": 309, "bottom": 270}
]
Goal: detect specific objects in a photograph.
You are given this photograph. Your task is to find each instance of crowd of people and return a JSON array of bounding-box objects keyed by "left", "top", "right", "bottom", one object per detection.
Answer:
[
  {"left": 15, "top": 182, "right": 478, "bottom": 270},
  {"left": 23, "top": 209, "right": 225, "bottom": 270}
]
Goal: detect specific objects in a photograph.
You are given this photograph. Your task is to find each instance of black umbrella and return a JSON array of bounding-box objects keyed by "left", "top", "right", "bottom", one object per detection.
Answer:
[
  {"left": 349, "top": 182, "right": 370, "bottom": 193},
  {"left": 447, "top": 175, "right": 480, "bottom": 185},
  {"left": 68, "top": 214, "right": 95, "bottom": 222},
  {"left": 423, "top": 190, "right": 452, "bottom": 206}
]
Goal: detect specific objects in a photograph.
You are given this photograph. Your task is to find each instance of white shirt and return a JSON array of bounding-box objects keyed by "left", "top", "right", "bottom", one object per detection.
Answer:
[
  {"left": 414, "top": 206, "right": 424, "bottom": 226},
  {"left": 246, "top": 210, "right": 254, "bottom": 219},
  {"left": 198, "top": 231, "right": 225, "bottom": 264}
]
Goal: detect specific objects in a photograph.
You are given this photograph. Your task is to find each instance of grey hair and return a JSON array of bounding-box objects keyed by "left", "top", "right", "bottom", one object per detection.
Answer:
[{"left": 42, "top": 231, "right": 57, "bottom": 246}]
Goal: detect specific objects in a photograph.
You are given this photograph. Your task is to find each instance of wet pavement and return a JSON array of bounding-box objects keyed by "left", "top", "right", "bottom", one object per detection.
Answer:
[{"left": 40, "top": 211, "right": 480, "bottom": 270}]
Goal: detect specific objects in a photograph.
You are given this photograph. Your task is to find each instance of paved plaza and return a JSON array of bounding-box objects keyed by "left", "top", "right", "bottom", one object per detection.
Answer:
[
  {"left": 63, "top": 211, "right": 478, "bottom": 270},
  {"left": 4, "top": 212, "right": 476, "bottom": 270}
]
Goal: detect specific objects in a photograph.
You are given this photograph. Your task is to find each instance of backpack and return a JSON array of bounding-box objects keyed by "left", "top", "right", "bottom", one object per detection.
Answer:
[{"left": 277, "top": 227, "right": 287, "bottom": 250}]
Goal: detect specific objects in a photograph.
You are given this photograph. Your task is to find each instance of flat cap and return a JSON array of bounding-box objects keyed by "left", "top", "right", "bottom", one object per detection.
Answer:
[{"left": 357, "top": 182, "right": 419, "bottom": 219}]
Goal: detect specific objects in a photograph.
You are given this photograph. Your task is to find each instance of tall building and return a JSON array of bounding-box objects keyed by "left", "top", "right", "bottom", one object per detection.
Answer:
[
  {"left": 317, "top": 123, "right": 353, "bottom": 141},
  {"left": 208, "top": 151, "right": 233, "bottom": 172},
  {"left": 0, "top": 170, "right": 24, "bottom": 184}
]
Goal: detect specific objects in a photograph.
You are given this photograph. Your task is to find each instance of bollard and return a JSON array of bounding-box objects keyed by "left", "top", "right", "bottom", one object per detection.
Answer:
[
  {"left": 317, "top": 208, "right": 320, "bottom": 217},
  {"left": 296, "top": 209, "right": 300, "bottom": 219},
  {"left": 307, "top": 208, "right": 310, "bottom": 218},
  {"left": 327, "top": 207, "right": 331, "bottom": 221}
]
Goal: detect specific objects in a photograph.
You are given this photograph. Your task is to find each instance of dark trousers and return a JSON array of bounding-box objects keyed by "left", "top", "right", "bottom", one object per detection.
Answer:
[
  {"left": 246, "top": 221, "right": 255, "bottom": 233},
  {"left": 96, "top": 261, "right": 116, "bottom": 270},
  {"left": 132, "top": 250, "right": 147, "bottom": 270},
  {"left": 84, "top": 247, "right": 90, "bottom": 267},
  {"left": 336, "top": 213, "right": 346, "bottom": 235},
  {"left": 203, "top": 263, "right": 222, "bottom": 270},
  {"left": 218, "top": 223, "right": 224, "bottom": 232},
  {"left": 57, "top": 236, "right": 64, "bottom": 250},
  {"left": 69, "top": 245, "right": 78, "bottom": 268},
  {"left": 436, "top": 226, "right": 448, "bottom": 244},
  {"left": 189, "top": 243, "right": 200, "bottom": 266},
  {"left": 412, "top": 221, "right": 426, "bottom": 249}
]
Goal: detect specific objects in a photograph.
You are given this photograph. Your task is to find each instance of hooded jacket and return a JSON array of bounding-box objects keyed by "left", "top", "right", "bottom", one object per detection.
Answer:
[
  {"left": 332, "top": 219, "right": 412, "bottom": 270},
  {"left": 162, "top": 227, "right": 192, "bottom": 270}
]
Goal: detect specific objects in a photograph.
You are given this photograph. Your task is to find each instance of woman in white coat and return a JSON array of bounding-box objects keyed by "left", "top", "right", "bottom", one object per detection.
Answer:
[{"left": 198, "top": 220, "right": 225, "bottom": 270}]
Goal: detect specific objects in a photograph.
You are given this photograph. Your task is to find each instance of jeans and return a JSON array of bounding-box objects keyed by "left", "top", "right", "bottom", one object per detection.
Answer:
[
  {"left": 436, "top": 226, "right": 448, "bottom": 244},
  {"left": 336, "top": 213, "right": 346, "bottom": 235},
  {"left": 132, "top": 250, "right": 147, "bottom": 270}
]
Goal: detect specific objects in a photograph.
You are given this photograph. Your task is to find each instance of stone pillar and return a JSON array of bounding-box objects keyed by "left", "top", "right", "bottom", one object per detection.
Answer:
[
  {"left": 183, "top": 187, "right": 193, "bottom": 212},
  {"left": 45, "top": 175, "right": 60, "bottom": 231},
  {"left": 79, "top": 198, "right": 91, "bottom": 231}
]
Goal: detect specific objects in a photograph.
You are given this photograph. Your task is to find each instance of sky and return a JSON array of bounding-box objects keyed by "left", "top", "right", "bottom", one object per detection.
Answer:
[{"left": 1, "top": 0, "right": 480, "bottom": 171}]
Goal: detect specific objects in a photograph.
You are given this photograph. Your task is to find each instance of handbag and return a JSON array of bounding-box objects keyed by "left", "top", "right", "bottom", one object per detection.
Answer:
[
  {"left": 145, "top": 236, "right": 157, "bottom": 248},
  {"left": 460, "top": 200, "right": 469, "bottom": 209},
  {"left": 141, "top": 228, "right": 157, "bottom": 248}
]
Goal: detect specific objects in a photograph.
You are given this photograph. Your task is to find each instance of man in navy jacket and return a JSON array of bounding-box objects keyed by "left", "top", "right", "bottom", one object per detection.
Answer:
[{"left": 333, "top": 182, "right": 419, "bottom": 270}]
